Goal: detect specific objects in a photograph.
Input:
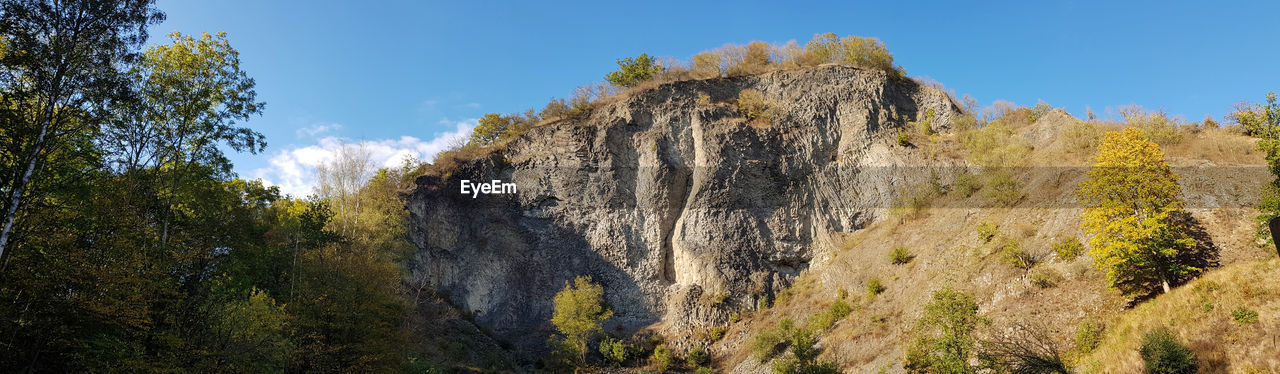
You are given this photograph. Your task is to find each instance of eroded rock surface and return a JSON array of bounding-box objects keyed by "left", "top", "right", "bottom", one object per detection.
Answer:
[{"left": 405, "top": 65, "right": 959, "bottom": 350}]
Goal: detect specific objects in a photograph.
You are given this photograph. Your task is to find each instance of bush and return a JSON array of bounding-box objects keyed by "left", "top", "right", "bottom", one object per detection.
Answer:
[
  {"left": 808, "top": 299, "right": 853, "bottom": 331},
  {"left": 905, "top": 288, "right": 983, "bottom": 373},
  {"left": 549, "top": 276, "right": 613, "bottom": 365},
  {"left": 866, "top": 278, "right": 886, "bottom": 299},
  {"left": 687, "top": 345, "right": 708, "bottom": 367},
  {"left": 1029, "top": 267, "right": 1061, "bottom": 288},
  {"left": 984, "top": 170, "right": 1024, "bottom": 207},
  {"left": 652, "top": 343, "right": 674, "bottom": 373},
  {"left": 953, "top": 172, "right": 982, "bottom": 198},
  {"left": 710, "top": 326, "right": 726, "bottom": 341},
  {"left": 976, "top": 322, "right": 1070, "bottom": 374},
  {"left": 1000, "top": 238, "right": 1036, "bottom": 270},
  {"left": 696, "top": 92, "right": 711, "bottom": 106},
  {"left": 1231, "top": 306, "right": 1259, "bottom": 324},
  {"left": 896, "top": 131, "right": 912, "bottom": 146},
  {"left": 889, "top": 246, "right": 914, "bottom": 264},
  {"left": 605, "top": 53, "right": 664, "bottom": 88},
  {"left": 599, "top": 337, "right": 629, "bottom": 366},
  {"left": 738, "top": 89, "right": 778, "bottom": 126},
  {"left": 1052, "top": 237, "right": 1084, "bottom": 261},
  {"left": 836, "top": 288, "right": 848, "bottom": 300},
  {"left": 750, "top": 320, "right": 793, "bottom": 363},
  {"left": 1075, "top": 320, "right": 1105, "bottom": 354},
  {"left": 1139, "top": 328, "right": 1197, "bottom": 374},
  {"left": 976, "top": 222, "right": 998, "bottom": 243}
]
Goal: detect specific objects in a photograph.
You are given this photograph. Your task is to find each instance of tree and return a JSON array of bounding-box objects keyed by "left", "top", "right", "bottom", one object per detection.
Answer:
[
  {"left": 549, "top": 275, "right": 612, "bottom": 364},
  {"left": 314, "top": 140, "right": 373, "bottom": 237},
  {"left": 1230, "top": 92, "right": 1280, "bottom": 247},
  {"left": 905, "top": 287, "right": 983, "bottom": 374},
  {"left": 469, "top": 112, "right": 514, "bottom": 145},
  {"left": 1076, "top": 127, "right": 1197, "bottom": 296},
  {"left": 0, "top": 0, "right": 164, "bottom": 261},
  {"left": 604, "top": 53, "right": 663, "bottom": 88},
  {"left": 122, "top": 31, "right": 265, "bottom": 249}
]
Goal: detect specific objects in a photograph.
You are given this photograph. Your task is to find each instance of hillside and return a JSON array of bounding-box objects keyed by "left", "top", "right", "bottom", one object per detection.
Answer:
[{"left": 405, "top": 64, "right": 1276, "bottom": 372}]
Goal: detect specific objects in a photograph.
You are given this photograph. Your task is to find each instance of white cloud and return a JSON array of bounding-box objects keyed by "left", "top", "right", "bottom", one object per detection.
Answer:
[
  {"left": 253, "top": 119, "right": 474, "bottom": 197},
  {"left": 295, "top": 123, "right": 342, "bottom": 138}
]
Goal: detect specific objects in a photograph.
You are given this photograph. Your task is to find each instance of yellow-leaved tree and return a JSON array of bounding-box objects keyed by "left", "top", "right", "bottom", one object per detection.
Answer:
[
  {"left": 549, "top": 275, "right": 613, "bottom": 366},
  {"left": 1077, "top": 127, "right": 1197, "bottom": 296}
]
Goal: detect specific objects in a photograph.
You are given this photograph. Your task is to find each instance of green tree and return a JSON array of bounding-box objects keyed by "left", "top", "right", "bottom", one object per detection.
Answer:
[
  {"left": 1230, "top": 92, "right": 1280, "bottom": 247},
  {"left": 1139, "top": 328, "right": 1197, "bottom": 374},
  {"left": 604, "top": 53, "right": 664, "bottom": 88},
  {"left": 905, "top": 287, "right": 983, "bottom": 374},
  {"left": 549, "top": 275, "right": 613, "bottom": 364},
  {"left": 470, "top": 112, "right": 515, "bottom": 145},
  {"left": 0, "top": 0, "right": 164, "bottom": 261},
  {"left": 1076, "top": 128, "right": 1197, "bottom": 295}
]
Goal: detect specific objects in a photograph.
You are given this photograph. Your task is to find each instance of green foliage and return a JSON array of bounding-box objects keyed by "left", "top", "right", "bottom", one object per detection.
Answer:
[
  {"left": 469, "top": 112, "right": 538, "bottom": 145},
  {"left": 1139, "top": 328, "right": 1197, "bottom": 374},
  {"left": 1075, "top": 320, "right": 1105, "bottom": 354},
  {"left": 952, "top": 172, "right": 982, "bottom": 198},
  {"left": 687, "top": 344, "right": 708, "bottom": 366},
  {"left": 604, "top": 53, "right": 664, "bottom": 88},
  {"left": 751, "top": 318, "right": 795, "bottom": 362},
  {"left": 890, "top": 245, "right": 914, "bottom": 264},
  {"left": 905, "top": 288, "right": 983, "bottom": 374},
  {"left": 897, "top": 131, "right": 912, "bottom": 146},
  {"left": 1233, "top": 93, "right": 1280, "bottom": 247},
  {"left": 550, "top": 275, "right": 613, "bottom": 365},
  {"left": 710, "top": 326, "right": 726, "bottom": 341},
  {"left": 976, "top": 222, "right": 998, "bottom": 243},
  {"left": 214, "top": 288, "right": 293, "bottom": 373},
  {"left": 960, "top": 121, "right": 1030, "bottom": 169},
  {"left": 1053, "top": 237, "right": 1084, "bottom": 261},
  {"left": 808, "top": 299, "right": 854, "bottom": 332},
  {"left": 1029, "top": 267, "right": 1061, "bottom": 289},
  {"left": 1077, "top": 128, "right": 1198, "bottom": 296},
  {"left": 770, "top": 328, "right": 840, "bottom": 374},
  {"left": 599, "top": 337, "right": 630, "bottom": 366},
  {"left": 999, "top": 238, "right": 1036, "bottom": 270},
  {"left": 652, "top": 343, "right": 674, "bottom": 373},
  {"left": 1231, "top": 306, "right": 1259, "bottom": 324},
  {"left": 983, "top": 170, "right": 1024, "bottom": 207},
  {"left": 866, "top": 278, "right": 886, "bottom": 299}
]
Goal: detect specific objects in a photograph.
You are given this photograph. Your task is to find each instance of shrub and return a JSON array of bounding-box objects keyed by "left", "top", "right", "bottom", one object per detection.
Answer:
[
  {"left": 695, "top": 367, "right": 714, "bottom": 374},
  {"left": 652, "top": 343, "right": 674, "bottom": 373},
  {"left": 750, "top": 320, "right": 792, "bottom": 362},
  {"left": 727, "top": 41, "right": 773, "bottom": 76},
  {"left": 1029, "top": 267, "right": 1061, "bottom": 288},
  {"left": 1120, "top": 105, "right": 1185, "bottom": 146},
  {"left": 976, "top": 222, "right": 998, "bottom": 243},
  {"left": 866, "top": 278, "right": 886, "bottom": 299},
  {"left": 1075, "top": 320, "right": 1105, "bottom": 354},
  {"left": 1052, "top": 237, "right": 1084, "bottom": 261},
  {"left": 1231, "top": 306, "right": 1259, "bottom": 324},
  {"left": 605, "top": 53, "right": 664, "bottom": 88},
  {"left": 710, "top": 326, "right": 726, "bottom": 341},
  {"left": 696, "top": 92, "right": 711, "bottom": 106},
  {"left": 686, "top": 345, "right": 709, "bottom": 367},
  {"left": 976, "top": 322, "right": 1070, "bottom": 374},
  {"left": 809, "top": 299, "right": 854, "bottom": 331},
  {"left": 738, "top": 89, "right": 778, "bottom": 125},
  {"left": 953, "top": 172, "right": 982, "bottom": 198},
  {"left": 984, "top": 170, "right": 1024, "bottom": 207},
  {"left": 690, "top": 52, "right": 722, "bottom": 79},
  {"left": 905, "top": 288, "right": 983, "bottom": 374},
  {"left": 1139, "top": 328, "right": 1197, "bottom": 374},
  {"left": 1000, "top": 238, "right": 1036, "bottom": 270},
  {"left": 896, "top": 131, "right": 912, "bottom": 146},
  {"left": 729, "top": 312, "right": 741, "bottom": 323},
  {"left": 470, "top": 112, "right": 538, "bottom": 145},
  {"left": 802, "top": 32, "right": 900, "bottom": 78},
  {"left": 599, "top": 337, "right": 629, "bottom": 366},
  {"left": 889, "top": 246, "right": 914, "bottom": 264},
  {"left": 836, "top": 288, "right": 848, "bottom": 300},
  {"left": 914, "top": 108, "right": 936, "bottom": 136}
]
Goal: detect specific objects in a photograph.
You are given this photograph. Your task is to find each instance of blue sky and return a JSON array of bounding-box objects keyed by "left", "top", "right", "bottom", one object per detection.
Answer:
[{"left": 154, "top": 1, "right": 1280, "bottom": 196}]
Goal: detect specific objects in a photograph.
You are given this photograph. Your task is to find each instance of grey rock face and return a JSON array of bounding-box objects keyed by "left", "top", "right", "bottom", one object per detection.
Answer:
[{"left": 405, "top": 65, "right": 959, "bottom": 350}]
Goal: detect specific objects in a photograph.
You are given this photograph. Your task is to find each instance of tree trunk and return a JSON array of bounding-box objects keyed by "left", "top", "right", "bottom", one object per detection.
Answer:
[{"left": 0, "top": 109, "right": 55, "bottom": 262}]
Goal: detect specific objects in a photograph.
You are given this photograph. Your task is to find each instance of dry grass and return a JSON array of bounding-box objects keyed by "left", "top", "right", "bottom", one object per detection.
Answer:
[{"left": 1077, "top": 259, "right": 1280, "bottom": 373}]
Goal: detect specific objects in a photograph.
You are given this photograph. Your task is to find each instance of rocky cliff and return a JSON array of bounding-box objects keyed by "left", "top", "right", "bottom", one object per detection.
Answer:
[{"left": 405, "top": 65, "right": 960, "bottom": 350}]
